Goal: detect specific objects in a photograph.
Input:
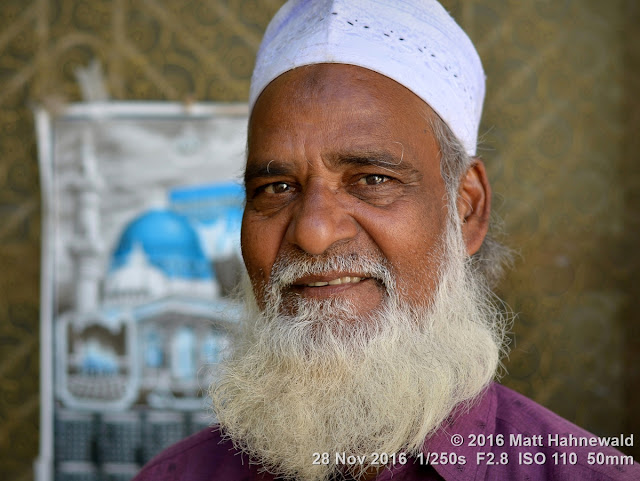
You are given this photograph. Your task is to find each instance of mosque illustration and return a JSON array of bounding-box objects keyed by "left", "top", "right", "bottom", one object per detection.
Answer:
[
  {"left": 35, "top": 103, "right": 250, "bottom": 481},
  {"left": 56, "top": 153, "right": 244, "bottom": 412}
]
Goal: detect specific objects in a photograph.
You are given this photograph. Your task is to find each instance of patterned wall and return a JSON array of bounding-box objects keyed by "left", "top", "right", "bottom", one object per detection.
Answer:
[{"left": 0, "top": 1, "right": 638, "bottom": 479}]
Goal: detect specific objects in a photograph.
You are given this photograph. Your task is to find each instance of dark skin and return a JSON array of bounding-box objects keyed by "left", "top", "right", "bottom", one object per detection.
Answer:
[
  {"left": 242, "top": 64, "right": 491, "bottom": 479},
  {"left": 242, "top": 63, "right": 491, "bottom": 317}
]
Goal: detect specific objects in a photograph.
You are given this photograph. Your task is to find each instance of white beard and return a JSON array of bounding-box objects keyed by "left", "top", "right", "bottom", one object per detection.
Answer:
[{"left": 210, "top": 222, "right": 508, "bottom": 481}]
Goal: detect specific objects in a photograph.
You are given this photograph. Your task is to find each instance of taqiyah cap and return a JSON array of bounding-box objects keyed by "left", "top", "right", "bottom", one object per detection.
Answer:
[{"left": 249, "top": 0, "right": 485, "bottom": 156}]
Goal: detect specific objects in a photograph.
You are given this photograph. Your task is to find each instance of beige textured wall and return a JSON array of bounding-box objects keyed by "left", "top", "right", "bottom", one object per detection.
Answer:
[{"left": 0, "top": 1, "right": 638, "bottom": 478}]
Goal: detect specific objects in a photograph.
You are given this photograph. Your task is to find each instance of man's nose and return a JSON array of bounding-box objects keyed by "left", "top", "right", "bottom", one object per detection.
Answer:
[{"left": 285, "top": 181, "right": 358, "bottom": 255}]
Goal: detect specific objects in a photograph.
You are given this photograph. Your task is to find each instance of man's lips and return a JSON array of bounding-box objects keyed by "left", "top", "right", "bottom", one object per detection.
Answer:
[
  {"left": 285, "top": 274, "right": 385, "bottom": 300},
  {"left": 277, "top": 271, "right": 386, "bottom": 306}
]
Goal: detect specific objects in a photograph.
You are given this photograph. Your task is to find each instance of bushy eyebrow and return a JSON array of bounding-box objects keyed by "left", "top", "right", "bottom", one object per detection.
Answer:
[
  {"left": 244, "top": 147, "right": 422, "bottom": 185},
  {"left": 329, "top": 148, "right": 421, "bottom": 177}
]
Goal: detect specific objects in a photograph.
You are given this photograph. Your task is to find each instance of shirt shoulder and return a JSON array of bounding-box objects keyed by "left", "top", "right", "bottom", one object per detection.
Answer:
[
  {"left": 493, "top": 383, "right": 583, "bottom": 437},
  {"left": 132, "top": 425, "right": 275, "bottom": 481},
  {"left": 487, "top": 383, "right": 639, "bottom": 481}
]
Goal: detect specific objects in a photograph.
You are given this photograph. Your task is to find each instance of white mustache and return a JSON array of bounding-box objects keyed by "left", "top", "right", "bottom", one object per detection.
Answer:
[{"left": 268, "top": 251, "right": 395, "bottom": 291}]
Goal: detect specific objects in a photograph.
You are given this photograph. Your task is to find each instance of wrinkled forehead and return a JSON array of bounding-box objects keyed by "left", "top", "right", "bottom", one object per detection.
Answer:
[{"left": 245, "top": 63, "right": 445, "bottom": 195}]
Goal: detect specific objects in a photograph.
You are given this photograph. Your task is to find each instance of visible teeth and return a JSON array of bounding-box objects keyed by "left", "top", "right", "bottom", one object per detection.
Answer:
[
  {"left": 306, "top": 276, "right": 362, "bottom": 287},
  {"left": 328, "top": 277, "right": 347, "bottom": 285}
]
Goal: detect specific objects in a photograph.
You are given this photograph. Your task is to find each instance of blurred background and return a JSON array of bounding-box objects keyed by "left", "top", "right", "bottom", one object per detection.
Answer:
[{"left": 0, "top": 0, "right": 638, "bottom": 479}]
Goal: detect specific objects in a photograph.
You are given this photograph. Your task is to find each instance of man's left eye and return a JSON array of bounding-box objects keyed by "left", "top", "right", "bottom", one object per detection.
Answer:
[{"left": 357, "top": 174, "right": 391, "bottom": 185}]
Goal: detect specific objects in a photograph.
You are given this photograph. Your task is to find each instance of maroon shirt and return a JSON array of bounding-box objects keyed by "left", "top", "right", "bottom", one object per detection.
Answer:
[{"left": 134, "top": 383, "right": 638, "bottom": 480}]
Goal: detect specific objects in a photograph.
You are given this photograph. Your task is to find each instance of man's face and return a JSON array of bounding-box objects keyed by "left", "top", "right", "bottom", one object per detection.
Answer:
[
  {"left": 242, "top": 63, "right": 450, "bottom": 316},
  {"left": 216, "top": 64, "right": 501, "bottom": 481}
]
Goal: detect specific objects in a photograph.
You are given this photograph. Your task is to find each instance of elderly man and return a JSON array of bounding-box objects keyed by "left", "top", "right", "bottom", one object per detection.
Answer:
[{"left": 134, "top": 1, "right": 638, "bottom": 480}]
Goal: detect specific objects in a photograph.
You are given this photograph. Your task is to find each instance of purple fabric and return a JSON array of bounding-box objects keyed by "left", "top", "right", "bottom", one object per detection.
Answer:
[{"left": 133, "top": 383, "right": 638, "bottom": 480}]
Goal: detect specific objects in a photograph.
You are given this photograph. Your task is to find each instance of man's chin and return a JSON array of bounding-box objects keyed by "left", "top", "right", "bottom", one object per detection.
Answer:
[{"left": 212, "top": 301, "right": 501, "bottom": 481}]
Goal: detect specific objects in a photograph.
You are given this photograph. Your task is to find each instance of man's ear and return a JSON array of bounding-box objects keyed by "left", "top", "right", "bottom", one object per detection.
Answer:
[{"left": 456, "top": 158, "right": 491, "bottom": 256}]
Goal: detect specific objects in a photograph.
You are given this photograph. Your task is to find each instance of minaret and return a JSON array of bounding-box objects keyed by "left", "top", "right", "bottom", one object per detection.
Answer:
[{"left": 68, "top": 126, "right": 104, "bottom": 313}]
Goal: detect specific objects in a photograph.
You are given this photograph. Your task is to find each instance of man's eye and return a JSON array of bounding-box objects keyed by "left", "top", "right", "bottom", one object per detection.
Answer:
[
  {"left": 357, "top": 174, "right": 390, "bottom": 186},
  {"left": 263, "top": 182, "right": 291, "bottom": 194}
]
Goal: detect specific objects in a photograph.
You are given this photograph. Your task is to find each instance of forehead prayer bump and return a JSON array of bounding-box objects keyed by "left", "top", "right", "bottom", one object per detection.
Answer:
[{"left": 249, "top": 0, "right": 485, "bottom": 157}]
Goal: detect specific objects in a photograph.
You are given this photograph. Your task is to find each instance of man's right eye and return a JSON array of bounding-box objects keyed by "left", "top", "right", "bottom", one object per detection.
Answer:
[{"left": 263, "top": 182, "right": 291, "bottom": 194}]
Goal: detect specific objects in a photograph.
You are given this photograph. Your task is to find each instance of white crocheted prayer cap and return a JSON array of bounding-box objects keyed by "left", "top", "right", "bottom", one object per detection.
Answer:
[{"left": 249, "top": 0, "right": 485, "bottom": 156}]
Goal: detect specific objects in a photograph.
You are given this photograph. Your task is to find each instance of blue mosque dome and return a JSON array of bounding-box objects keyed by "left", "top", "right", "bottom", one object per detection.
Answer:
[{"left": 110, "top": 209, "right": 213, "bottom": 280}]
